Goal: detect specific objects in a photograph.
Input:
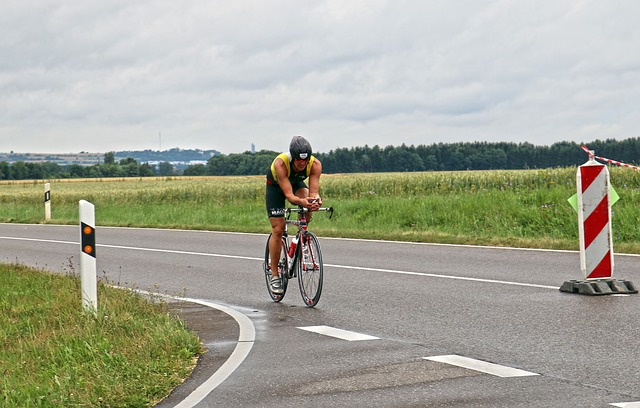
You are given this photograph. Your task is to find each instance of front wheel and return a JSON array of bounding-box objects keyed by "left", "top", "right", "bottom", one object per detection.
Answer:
[
  {"left": 296, "top": 232, "right": 323, "bottom": 307},
  {"left": 264, "top": 234, "right": 289, "bottom": 302}
]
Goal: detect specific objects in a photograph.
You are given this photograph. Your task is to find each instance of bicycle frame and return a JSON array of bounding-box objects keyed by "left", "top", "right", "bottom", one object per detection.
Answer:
[
  {"left": 282, "top": 209, "right": 309, "bottom": 277},
  {"left": 283, "top": 205, "right": 333, "bottom": 274}
]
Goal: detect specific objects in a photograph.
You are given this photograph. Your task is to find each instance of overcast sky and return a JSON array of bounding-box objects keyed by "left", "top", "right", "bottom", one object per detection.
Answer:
[{"left": 1, "top": 1, "right": 639, "bottom": 155}]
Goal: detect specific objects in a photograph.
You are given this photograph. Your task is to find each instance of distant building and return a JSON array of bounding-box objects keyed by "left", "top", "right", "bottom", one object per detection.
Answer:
[
  {"left": 0, "top": 152, "right": 102, "bottom": 166},
  {"left": 0, "top": 148, "right": 220, "bottom": 168}
]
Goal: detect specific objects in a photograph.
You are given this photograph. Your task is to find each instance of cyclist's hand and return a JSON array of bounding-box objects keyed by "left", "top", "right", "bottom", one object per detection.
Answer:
[{"left": 306, "top": 197, "right": 322, "bottom": 210}]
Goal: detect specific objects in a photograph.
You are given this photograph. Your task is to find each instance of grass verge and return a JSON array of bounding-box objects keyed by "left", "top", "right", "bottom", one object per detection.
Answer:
[{"left": 0, "top": 263, "right": 203, "bottom": 407}]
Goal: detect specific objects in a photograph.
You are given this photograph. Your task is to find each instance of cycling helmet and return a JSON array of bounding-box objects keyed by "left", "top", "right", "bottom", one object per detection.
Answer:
[{"left": 289, "top": 136, "right": 312, "bottom": 160}]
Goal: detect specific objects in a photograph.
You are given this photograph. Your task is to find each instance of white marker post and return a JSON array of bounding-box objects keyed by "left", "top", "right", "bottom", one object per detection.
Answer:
[
  {"left": 44, "top": 183, "right": 51, "bottom": 221},
  {"left": 79, "top": 200, "right": 97, "bottom": 315}
]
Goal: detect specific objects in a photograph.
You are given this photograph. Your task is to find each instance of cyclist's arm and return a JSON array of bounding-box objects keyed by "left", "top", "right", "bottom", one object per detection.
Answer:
[
  {"left": 274, "top": 158, "right": 306, "bottom": 207},
  {"left": 308, "top": 159, "right": 322, "bottom": 205}
]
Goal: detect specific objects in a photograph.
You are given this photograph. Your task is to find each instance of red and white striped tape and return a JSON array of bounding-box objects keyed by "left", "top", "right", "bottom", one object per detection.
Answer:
[{"left": 581, "top": 145, "right": 640, "bottom": 171}]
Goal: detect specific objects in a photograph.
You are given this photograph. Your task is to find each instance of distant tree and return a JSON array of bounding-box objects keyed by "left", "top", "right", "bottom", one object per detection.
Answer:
[
  {"left": 423, "top": 155, "right": 438, "bottom": 170},
  {"left": 11, "top": 161, "right": 28, "bottom": 180},
  {"left": 26, "top": 162, "right": 44, "bottom": 179},
  {"left": 388, "top": 145, "right": 424, "bottom": 172},
  {"left": 487, "top": 148, "right": 508, "bottom": 169},
  {"left": 68, "top": 164, "right": 85, "bottom": 178},
  {"left": 99, "top": 164, "right": 120, "bottom": 177},
  {"left": 104, "top": 152, "right": 115, "bottom": 165},
  {"left": 0, "top": 162, "right": 9, "bottom": 180},
  {"left": 183, "top": 164, "right": 207, "bottom": 176},
  {"left": 441, "top": 146, "right": 468, "bottom": 171},
  {"left": 122, "top": 162, "right": 139, "bottom": 177},
  {"left": 85, "top": 165, "right": 103, "bottom": 178},
  {"left": 40, "top": 162, "right": 62, "bottom": 178},
  {"left": 119, "top": 157, "right": 137, "bottom": 166},
  {"left": 360, "top": 154, "right": 373, "bottom": 173},
  {"left": 139, "top": 163, "right": 156, "bottom": 177},
  {"left": 158, "top": 161, "right": 175, "bottom": 176},
  {"left": 250, "top": 152, "right": 277, "bottom": 175},
  {"left": 206, "top": 155, "right": 231, "bottom": 175}
]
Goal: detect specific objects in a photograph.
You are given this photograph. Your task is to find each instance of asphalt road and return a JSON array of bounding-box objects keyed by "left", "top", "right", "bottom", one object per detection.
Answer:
[{"left": 2, "top": 223, "right": 640, "bottom": 408}]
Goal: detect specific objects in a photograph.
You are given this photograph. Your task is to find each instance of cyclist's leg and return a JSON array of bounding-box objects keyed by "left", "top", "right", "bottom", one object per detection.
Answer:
[
  {"left": 269, "top": 217, "right": 285, "bottom": 277},
  {"left": 266, "top": 182, "right": 286, "bottom": 278},
  {"left": 293, "top": 182, "right": 312, "bottom": 222},
  {"left": 293, "top": 182, "right": 309, "bottom": 201}
]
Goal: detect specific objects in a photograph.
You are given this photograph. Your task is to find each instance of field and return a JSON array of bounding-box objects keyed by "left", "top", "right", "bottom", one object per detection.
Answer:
[{"left": 2, "top": 167, "right": 640, "bottom": 253}]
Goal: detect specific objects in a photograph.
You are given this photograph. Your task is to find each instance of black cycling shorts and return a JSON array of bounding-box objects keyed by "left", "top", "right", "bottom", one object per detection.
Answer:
[{"left": 266, "top": 180, "right": 307, "bottom": 218}]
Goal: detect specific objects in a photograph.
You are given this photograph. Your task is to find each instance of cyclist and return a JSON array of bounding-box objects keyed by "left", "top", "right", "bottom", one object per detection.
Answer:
[{"left": 266, "top": 136, "right": 322, "bottom": 294}]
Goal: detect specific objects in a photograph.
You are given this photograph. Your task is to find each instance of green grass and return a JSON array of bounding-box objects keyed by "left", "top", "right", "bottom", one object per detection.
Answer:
[{"left": 0, "top": 263, "right": 202, "bottom": 407}]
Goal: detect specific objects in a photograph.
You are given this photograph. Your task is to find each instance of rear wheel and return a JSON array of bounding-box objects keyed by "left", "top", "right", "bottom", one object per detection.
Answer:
[
  {"left": 297, "top": 231, "right": 323, "bottom": 307},
  {"left": 264, "top": 234, "right": 289, "bottom": 302}
]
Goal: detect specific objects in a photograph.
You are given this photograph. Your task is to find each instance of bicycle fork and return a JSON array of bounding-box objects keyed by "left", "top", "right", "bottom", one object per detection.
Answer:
[
  {"left": 297, "top": 233, "right": 319, "bottom": 273},
  {"left": 301, "top": 236, "right": 318, "bottom": 272}
]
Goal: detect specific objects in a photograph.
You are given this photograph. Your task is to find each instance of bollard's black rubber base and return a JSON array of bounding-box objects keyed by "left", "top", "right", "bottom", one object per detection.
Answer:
[{"left": 559, "top": 279, "right": 638, "bottom": 295}]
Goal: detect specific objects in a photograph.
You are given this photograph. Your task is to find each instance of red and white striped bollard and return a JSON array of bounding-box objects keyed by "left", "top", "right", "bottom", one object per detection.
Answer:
[
  {"left": 561, "top": 147, "right": 637, "bottom": 295},
  {"left": 576, "top": 153, "right": 613, "bottom": 279}
]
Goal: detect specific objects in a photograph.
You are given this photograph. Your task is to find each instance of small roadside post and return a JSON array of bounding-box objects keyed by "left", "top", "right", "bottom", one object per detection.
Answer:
[
  {"left": 44, "top": 182, "right": 51, "bottom": 221},
  {"left": 79, "top": 200, "right": 98, "bottom": 315}
]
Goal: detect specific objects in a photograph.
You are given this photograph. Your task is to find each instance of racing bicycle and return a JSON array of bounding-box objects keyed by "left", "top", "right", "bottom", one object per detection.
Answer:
[{"left": 263, "top": 204, "right": 333, "bottom": 307}]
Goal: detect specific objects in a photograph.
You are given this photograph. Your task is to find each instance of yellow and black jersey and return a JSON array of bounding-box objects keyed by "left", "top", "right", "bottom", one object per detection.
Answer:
[{"left": 266, "top": 153, "right": 316, "bottom": 186}]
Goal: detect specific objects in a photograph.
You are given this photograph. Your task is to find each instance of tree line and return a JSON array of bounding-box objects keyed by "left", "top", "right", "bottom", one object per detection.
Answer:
[
  {"left": 2, "top": 138, "right": 640, "bottom": 180},
  {"left": 186, "top": 138, "right": 640, "bottom": 176}
]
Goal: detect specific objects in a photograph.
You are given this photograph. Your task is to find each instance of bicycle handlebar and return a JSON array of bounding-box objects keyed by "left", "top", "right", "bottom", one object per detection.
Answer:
[{"left": 285, "top": 206, "right": 334, "bottom": 219}]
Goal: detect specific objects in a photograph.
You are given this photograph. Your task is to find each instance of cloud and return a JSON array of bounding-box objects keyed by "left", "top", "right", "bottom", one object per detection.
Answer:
[{"left": 1, "top": 0, "right": 640, "bottom": 154}]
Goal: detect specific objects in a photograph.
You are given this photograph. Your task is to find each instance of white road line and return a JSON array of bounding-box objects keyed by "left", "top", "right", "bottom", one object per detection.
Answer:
[
  {"left": 0, "top": 235, "right": 559, "bottom": 290},
  {"left": 101, "top": 243, "right": 261, "bottom": 261},
  {"left": 298, "top": 325, "right": 380, "bottom": 341},
  {"left": 0, "top": 236, "right": 76, "bottom": 245},
  {"left": 325, "top": 263, "right": 559, "bottom": 290},
  {"left": 424, "top": 355, "right": 539, "bottom": 378},
  {"left": 0, "top": 236, "right": 261, "bottom": 261},
  {"left": 131, "top": 290, "right": 255, "bottom": 408},
  {"left": 611, "top": 402, "right": 640, "bottom": 407}
]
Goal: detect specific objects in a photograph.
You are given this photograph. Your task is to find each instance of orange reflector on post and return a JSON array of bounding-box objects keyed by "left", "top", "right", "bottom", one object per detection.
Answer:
[{"left": 81, "top": 222, "right": 95, "bottom": 258}]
